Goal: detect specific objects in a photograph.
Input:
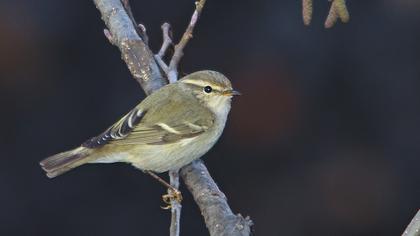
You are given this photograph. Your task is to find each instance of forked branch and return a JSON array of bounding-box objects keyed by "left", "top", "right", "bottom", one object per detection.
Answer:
[{"left": 92, "top": 0, "right": 252, "bottom": 235}]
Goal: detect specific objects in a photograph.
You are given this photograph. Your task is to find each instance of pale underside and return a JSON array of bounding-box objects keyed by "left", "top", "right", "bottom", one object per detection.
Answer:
[{"left": 90, "top": 130, "right": 219, "bottom": 173}]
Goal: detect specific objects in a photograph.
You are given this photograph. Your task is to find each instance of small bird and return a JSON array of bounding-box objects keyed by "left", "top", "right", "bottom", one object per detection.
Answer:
[{"left": 40, "top": 70, "right": 239, "bottom": 201}]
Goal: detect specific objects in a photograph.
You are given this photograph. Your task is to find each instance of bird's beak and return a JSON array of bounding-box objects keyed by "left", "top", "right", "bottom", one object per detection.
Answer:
[{"left": 222, "top": 89, "right": 241, "bottom": 96}]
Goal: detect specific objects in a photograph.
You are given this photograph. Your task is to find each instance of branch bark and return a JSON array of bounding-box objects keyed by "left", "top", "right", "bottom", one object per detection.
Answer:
[
  {"left": 403, "top": 210, "right": 420, "bottom": 236},
  {"left": 169, "top": 170, "right": 181, "bottom": 236},
  {"left": 94, "top": 0, "right": 165, "bottom": 95},
  {"left": 93, "top": 0, "right": 252, "bottom": 235},
  {"left": 181, "top": 160, "right": 253, "bottom": 236}
]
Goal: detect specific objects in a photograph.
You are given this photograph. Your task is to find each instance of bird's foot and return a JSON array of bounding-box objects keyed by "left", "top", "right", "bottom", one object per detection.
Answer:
[{"left": 161, "top": 189, "right": 183, "bottom": 209}]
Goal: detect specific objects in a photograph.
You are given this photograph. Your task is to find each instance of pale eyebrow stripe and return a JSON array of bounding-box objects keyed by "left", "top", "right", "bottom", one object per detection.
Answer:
[{"left": 181, "top": 79, "right": 223, "bottom": 91}]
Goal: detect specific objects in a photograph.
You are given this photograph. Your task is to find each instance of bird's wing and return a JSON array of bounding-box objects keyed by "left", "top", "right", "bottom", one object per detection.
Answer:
[
  {"left": 82, "top": 92, "right": 214, "bottom": 148},
  {"left": 118, "top": 119, "right": 212, "bottom": 145},
  {"left": 81, "top": 107, "right": 146, "bottom": 148}
]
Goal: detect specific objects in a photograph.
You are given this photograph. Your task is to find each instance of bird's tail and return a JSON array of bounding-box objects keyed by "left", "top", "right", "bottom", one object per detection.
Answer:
[{"left": 40, "top": 147, "right": 93, "bottom": 178}]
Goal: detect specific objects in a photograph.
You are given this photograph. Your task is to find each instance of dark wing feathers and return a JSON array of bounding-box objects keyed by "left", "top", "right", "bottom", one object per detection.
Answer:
[
  {"left": 119, "top": 121, "right": 210, "bottom": 145},
  {"left": 82, "top": 108, "right": 146, "bottom": 148}
]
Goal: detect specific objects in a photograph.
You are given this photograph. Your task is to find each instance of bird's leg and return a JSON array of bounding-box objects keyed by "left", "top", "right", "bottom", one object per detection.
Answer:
[
  {"left": 146, "top": 171, "right": 182, "bottom": 208},
  {"left": 146, "top": 170, "right": 178, "bottom": 192}
]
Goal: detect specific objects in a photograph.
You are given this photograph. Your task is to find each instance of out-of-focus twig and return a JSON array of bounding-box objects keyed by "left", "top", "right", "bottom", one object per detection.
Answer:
[
  {"left": 302, "top": 0, "right": 350, "bottom": 28},
  {"left": 333, "top": 0, "right": 350, "bottom": 23},
  {"left": 324, "top": 1, "right": 339, "bottom": 28},
  {"left": 302, "top": 0, "right": 313, "bottom": 26},
  {"left": 325, "top": 0, "right": 350, "bottom": 28}
]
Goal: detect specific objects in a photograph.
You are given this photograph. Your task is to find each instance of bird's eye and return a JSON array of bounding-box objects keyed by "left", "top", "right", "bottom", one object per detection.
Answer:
[{"left": 204, "top": 86, "right": 212, "bottom": 93}]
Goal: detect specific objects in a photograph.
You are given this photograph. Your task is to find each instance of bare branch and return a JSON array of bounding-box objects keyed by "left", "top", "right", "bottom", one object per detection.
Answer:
[
  {"left": 158, "top": 23, "right": 173, "bottom": 58},
  {"left": 181, "top": 160, "right": 253, "bottom": 236},
  {"left": 154, "top": 55, "right": 169, "bottom": 74},
  {"left": 403, "top": 210, "right": 420, "bottom": 236},
  {"left": 302, "top": 0, "right": 350, "bottom": 28},
  {"left": 93, "top": 0, "right": 252, "bottom": 235},
  {"left": 154, "top": 23, "right": 172, "bottom": 75},
  {"left": 169, "top": 170, "right": 182, "bottom": 236},
  {"left": 94, "top": 0, "right": 166, "bottom": 95},
  {"left": 121, "top": 0, "right": 149, "bottom": 44},
  {"left": 168, "top": 0, "right": 207, "bottom": 83}
]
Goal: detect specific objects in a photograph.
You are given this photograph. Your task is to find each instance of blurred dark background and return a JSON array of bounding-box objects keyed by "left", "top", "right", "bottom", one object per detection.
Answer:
[{"left": 1, "top": 0, "right": 419, "bottom": 235}]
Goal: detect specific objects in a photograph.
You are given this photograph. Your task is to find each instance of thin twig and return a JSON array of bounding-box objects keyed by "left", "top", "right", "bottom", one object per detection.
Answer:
[
  {"left": 154, "top": 55, "right": 169, "bottom": 74},
  {"left": 154, "top": 23, "right": 173, "bottom": 75},
  {"left": 169, "top": 170, "right": 182, "bottom": 236},
  {"left": 158, "top": 23, "right": 173, "bottom": 58},
  {"left": 403, "top": 210, "right": 420, "bottom": 236},
  {"left": 168, "top": 0, "right": 207, "bottom": 83},
  {"left": 103, "top": 28, "right": 115, "bottom": 45}
]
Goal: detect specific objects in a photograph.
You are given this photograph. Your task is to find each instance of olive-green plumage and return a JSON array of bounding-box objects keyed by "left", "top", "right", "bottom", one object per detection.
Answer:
[{"left": 40, "top": 70, "right": 239, "bottom": 178}]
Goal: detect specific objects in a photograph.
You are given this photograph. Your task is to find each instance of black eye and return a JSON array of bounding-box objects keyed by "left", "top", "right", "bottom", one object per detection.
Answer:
[{"left": 204, "top": 86, "right": 212, "bottom": 93}]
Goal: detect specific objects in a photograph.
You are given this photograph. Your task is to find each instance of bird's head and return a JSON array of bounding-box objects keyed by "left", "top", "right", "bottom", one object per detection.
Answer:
[{"left": 179, "top": 70, "right": 240, "bottom": 114}]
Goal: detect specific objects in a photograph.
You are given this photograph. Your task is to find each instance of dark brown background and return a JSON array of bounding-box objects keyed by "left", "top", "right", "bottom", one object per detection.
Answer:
[{"left": 1, "top": 0, "right": 419, "bottom": 235}]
